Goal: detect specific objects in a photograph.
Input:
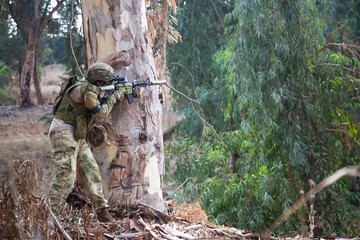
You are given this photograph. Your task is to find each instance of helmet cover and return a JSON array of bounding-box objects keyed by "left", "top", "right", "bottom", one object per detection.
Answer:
[{"left": 86, "top": 62, "right": 114, "bottom": 83}]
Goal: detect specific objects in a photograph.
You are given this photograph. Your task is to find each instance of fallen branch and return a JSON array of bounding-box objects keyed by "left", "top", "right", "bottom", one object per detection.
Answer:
[
  {"left": 46, "top": 203, "right": 72, "bottom": 240},
  {"left": 268, "top": 165, "right": 360, "bottom": 233},
  {"left": 138, "top": 202, "right": 174, "bottom": 222}
]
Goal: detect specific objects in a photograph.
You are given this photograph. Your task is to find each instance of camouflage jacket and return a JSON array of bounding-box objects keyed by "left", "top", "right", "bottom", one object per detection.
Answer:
[{"left": 53, "top": 80, "right": 117, "bottom": 139}]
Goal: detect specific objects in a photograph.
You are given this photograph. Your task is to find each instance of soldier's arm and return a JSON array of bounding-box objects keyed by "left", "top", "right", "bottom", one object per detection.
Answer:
[{"left": 82, "top": 84, "right": 117, "bottom": 119}]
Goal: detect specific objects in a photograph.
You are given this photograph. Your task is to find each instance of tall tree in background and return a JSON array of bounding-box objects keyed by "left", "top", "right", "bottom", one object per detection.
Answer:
[
  {"left": 5, "top": 0, "right": 66, "bottom": 107},
  {"left": 81, "top": 0, "right": 172, "bottom": 211}
]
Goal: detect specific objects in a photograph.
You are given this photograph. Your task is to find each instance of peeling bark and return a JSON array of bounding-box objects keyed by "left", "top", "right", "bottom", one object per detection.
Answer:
[{"left": 82, "top": 0, "right": 165, "bottom": 211}]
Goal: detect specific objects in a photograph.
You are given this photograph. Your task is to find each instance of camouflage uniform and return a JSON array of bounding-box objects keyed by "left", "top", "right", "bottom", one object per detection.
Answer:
[{"left": 48, "top": 63, "right": 123, "bottom": 215}]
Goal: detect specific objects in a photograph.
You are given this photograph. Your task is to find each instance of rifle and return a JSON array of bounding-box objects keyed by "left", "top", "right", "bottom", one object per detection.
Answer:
[{"left": 98, "top": 76, "right": 166, "bottom": 104}]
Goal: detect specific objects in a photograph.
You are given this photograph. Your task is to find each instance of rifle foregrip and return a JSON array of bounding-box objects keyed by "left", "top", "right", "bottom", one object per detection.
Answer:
[{"left": 126, "top": 92, "right": 134, "bottom": 104}]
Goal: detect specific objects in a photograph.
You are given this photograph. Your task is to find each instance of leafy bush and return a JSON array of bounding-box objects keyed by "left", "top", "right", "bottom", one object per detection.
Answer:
[
  {"left": 0, "top": 62, "right": 11, "bottom": 88},
  {"left": 165, "top": 133, "right": 228, "bottom": 201},
  {"left": 166, "top": 130, "right": 360, "bottom": 237},
  {"left": 0, "top": 87, "right": 16, "bottom": 106}
]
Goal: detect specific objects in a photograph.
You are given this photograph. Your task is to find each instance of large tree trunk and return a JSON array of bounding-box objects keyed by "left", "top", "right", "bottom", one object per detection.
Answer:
[
  {"left": 20, "top": 34, "right": 36, "bottom": 107},
  {"left": 81, "top": 0, "right": 165, "bottom": 211}
]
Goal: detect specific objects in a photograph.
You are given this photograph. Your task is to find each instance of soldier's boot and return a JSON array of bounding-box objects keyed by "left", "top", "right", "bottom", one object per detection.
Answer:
[{"left": 97, "top": 208, "right": 115, "bottom": 222}]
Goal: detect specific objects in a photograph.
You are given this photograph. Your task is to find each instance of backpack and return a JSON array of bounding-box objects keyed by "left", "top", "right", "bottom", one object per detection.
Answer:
[{"left": 53, "top": 76, "right": 81, "bottom": 114}]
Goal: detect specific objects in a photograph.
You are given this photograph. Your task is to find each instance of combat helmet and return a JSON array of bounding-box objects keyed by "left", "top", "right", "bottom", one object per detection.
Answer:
[{"left": 86, "top": 62, "right": 114, "bottom": 84}]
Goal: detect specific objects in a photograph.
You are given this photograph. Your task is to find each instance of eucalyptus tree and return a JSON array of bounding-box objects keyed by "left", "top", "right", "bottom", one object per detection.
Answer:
[
  {"left": 80, "top": 0, "right": 171, "bottom": 211},
  {"left": 198, "top": 0, "right": 360, "bottom": 235}
]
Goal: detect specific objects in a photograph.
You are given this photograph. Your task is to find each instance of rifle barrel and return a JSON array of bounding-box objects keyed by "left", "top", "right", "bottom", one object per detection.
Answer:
[
  {"left": 152, "top": 80, "right": 167, "bottom": 85},
  {"left": 133, "top": 80, "right": 167, "bottom": 87}
]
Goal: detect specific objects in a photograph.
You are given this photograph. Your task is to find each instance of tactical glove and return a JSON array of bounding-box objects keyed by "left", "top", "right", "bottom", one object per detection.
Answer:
[
  {"left": 113, "top": 90, "right": 125, "bottom": 102},
  {"left": 133, "top": 88, "right": 141, "bottom": 98}
]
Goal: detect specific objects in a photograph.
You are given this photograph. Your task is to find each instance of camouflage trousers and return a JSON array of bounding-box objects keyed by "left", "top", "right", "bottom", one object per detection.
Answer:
[{"left": 48, "top": 130, "right": 108, "bottom": 213}]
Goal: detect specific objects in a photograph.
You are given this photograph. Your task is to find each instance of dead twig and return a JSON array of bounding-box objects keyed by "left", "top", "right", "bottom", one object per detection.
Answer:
[{"left": 169, "top": 177, "right": 192, "bottom": 196}]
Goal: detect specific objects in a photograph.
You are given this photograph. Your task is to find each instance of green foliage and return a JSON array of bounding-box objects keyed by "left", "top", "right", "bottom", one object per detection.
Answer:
[
  {"left": 0, "top": 87, "right": 16, "bottom": 106},
  {"left": 0, "top": 17, "right": 26, "bottom": 71},
  {"left": 0, "top": 61, "right": 16, "bottom": 105},
  {"left": 165, "top": 132, "right": 228, "bottom": 201},
  {"left": 167, "top": 0, "right": 233, "bottom": 136},
  {"left": 0, "top": 0, "right": 85, "bottom": 81},
  {"left": 39, "top": 1, "right": 85, "bottom": 74},
  {"left": 0, "top": 62, "right": 11, "bottom": 88},
  {"left": 167, "top": 132, "right": 360, "bottom": 236},
  {"left": 167, "top": 0, "right": 360, "bottom": 237},
  {"left": 322, "top": 0, "right": 360, "bottom": 43}
]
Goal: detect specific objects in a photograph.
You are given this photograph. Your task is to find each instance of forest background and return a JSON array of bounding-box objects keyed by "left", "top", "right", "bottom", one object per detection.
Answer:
[{"left": 0, "top": 0, "right": 360, "bottom": 238}]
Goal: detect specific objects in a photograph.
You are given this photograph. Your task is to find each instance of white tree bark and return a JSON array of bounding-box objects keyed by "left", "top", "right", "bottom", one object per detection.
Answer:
[{"left": 81, "top": 0, "right": 165, "bottom": 211}]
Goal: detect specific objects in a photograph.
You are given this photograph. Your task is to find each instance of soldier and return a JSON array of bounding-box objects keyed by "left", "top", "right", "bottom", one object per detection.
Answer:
[{"left": 48, "top": 62, "right": 124, "bottom": 222}]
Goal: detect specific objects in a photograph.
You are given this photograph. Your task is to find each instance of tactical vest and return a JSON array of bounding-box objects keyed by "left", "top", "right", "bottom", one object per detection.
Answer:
[{"left": 54, "top": 81, "right": 92, "bottom": 139}]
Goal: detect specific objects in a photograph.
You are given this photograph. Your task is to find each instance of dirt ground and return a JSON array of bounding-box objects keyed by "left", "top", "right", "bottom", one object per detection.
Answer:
[
  {"left": 0, "top": 105, "right": 54, "bottom": 195},
  {"left": 0, "top": 64, "right": 65, "bottom": 194}
]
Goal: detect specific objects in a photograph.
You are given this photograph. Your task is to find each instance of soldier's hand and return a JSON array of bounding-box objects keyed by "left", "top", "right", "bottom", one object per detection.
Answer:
[
  {"left": 113, "top": 90, "right": 125, "bottom": 102},
  {"left": 133, "top": 88, "right": 141, "bottom": 98}
]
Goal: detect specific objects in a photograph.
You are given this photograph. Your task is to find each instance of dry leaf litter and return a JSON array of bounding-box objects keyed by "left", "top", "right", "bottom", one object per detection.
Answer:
[{"left": 0, "top": 160, "right": 260, "bottom": 239}]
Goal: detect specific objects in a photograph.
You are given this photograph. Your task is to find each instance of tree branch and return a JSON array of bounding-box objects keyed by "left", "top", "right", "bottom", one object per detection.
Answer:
[
  {"left": 40, "top": 0, "right": 66, "bottom": 32},
  {"left": 5, "top": 0, "right": 28, "bottom": 42},
  {"left": 70, "top": 0, "right": 84, "bottom": 76},
  {"left": 13, "top": 0, "right": 31, "bottom": 30},
  {"left": 327, "top": 0, "right": 360, "bottom": 43},
  {"left": 311, "top": 63, "right": 355, "bottom": 73},
  {"left": 324, "top": 128, "right": 360, "bottom": 147},
  {"left": 40, "top": 0, "right": 51, "bottom": 25},
  {"left": 313, "top": 42, "right": 360, "bottom": 68}
]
